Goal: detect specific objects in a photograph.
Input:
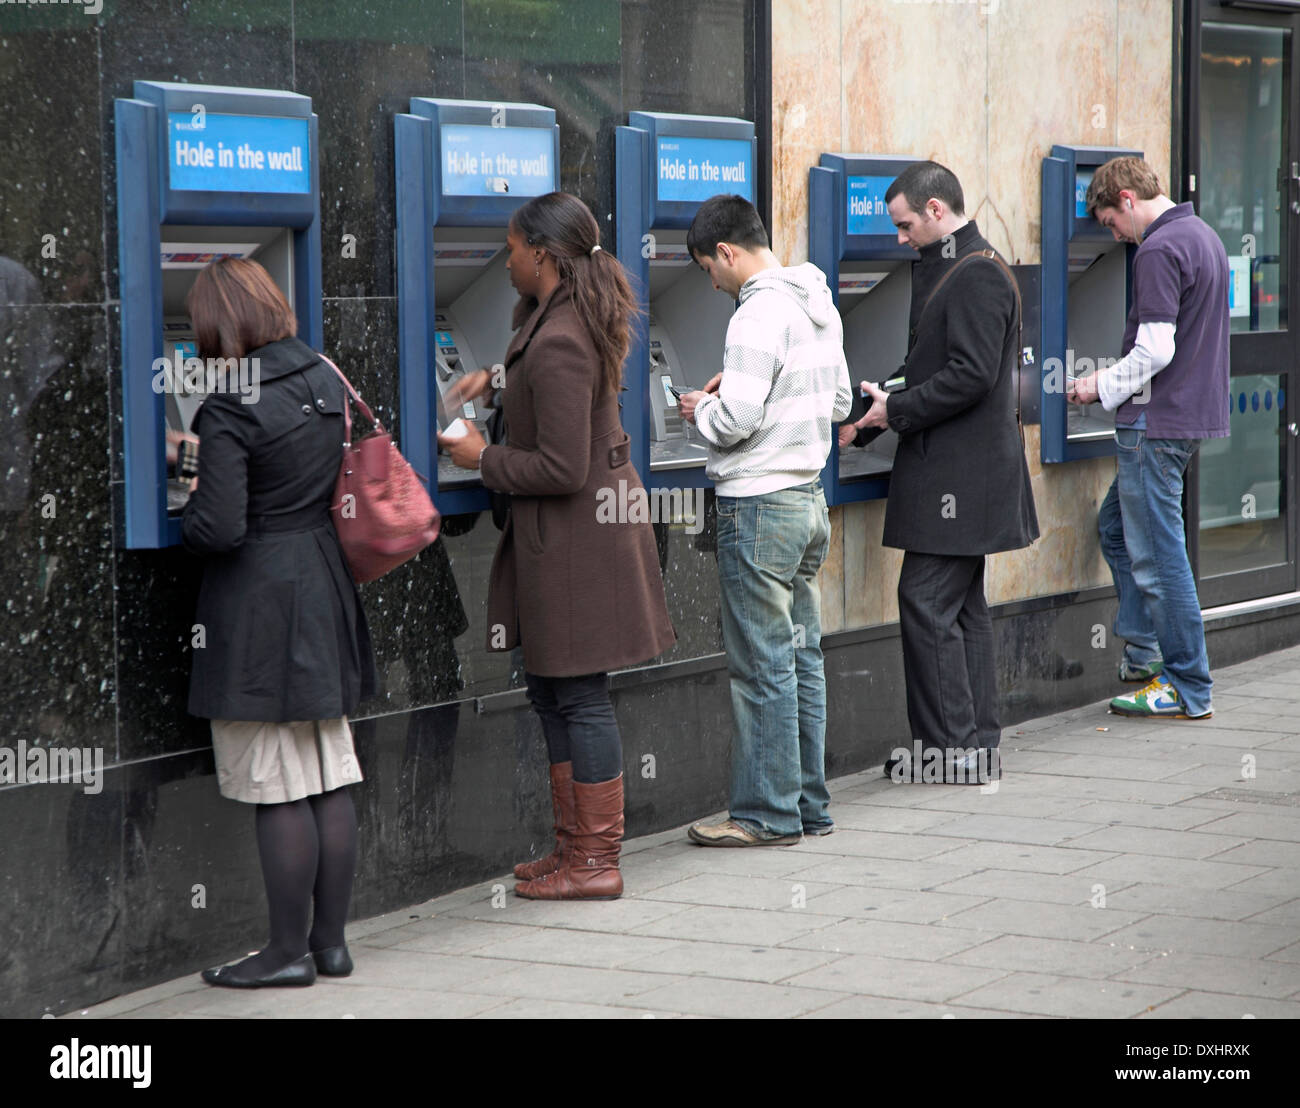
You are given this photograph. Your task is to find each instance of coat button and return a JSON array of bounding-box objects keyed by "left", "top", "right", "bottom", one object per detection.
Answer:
[
  {"left": 316, "top": 398, "right": 327, "bottom": 410},
  {"left": 301, "top": 403, "right": 312, "bottom": 414}
]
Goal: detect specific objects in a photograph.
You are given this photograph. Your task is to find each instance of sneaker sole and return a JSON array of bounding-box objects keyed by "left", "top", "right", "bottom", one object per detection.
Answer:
[
  {"left": 1108, "top": 705, "right": 1213, "bottom": 720},
  {"left": 687, "top": 828, "right": 800, "bottom": 847}
]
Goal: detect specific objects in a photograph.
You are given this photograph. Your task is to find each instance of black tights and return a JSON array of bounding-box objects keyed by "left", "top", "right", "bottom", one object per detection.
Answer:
[{"left": 234, "top": 787, "right": 357, "bottom": 976}]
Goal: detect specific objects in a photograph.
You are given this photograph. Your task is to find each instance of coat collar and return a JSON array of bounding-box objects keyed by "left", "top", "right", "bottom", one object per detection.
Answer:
[
  {"left": 245, "top": 335, "right": 322, "bottom": 383},
  {"left": 505, "top": 282, "right": 572, "bottom": 365},
  {"left": 917, "top": 220, "right": 983, "bottom": 261}
]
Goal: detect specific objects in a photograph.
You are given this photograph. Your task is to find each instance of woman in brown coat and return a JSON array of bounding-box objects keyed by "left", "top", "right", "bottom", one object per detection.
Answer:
[{"left": 439, "top": 191, "right": 674, "bottom": 900}]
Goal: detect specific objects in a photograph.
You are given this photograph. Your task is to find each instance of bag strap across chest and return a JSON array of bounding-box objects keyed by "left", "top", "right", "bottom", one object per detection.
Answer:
[{"left": 915, "top": 247, "right": 1026, "bottom": 444}]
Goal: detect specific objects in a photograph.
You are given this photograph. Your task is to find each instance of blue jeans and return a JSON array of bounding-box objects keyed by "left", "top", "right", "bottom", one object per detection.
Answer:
[
  {"left": 1098, "top": 428, "right": 1213, "bottom": 714},
  {"left": 716, "top": 481, "right": 832, "bottom": 836}
]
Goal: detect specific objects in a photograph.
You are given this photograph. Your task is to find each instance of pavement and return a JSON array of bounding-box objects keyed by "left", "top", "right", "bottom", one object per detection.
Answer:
[{"left": 73, "top": 646, "right": 1300, "bottom": 1019}]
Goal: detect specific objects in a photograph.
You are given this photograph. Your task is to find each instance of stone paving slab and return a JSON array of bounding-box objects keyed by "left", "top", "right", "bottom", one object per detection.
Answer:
[{"left": 70, "top": 643, "right": 1300, "bottom": 1020}]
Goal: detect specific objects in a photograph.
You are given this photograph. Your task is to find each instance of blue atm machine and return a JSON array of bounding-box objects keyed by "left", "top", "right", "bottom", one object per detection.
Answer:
[
  {"left": 116, "top": 82, "right": 322, "bottom": 548},
  {"left": 615, "top": 111, "right": 757, "bottom": 489},
  {"left": 394, "top": 98, "right": 559, "bottom": 515},
  {"left": 809, "top": 153, "right": 919, "bottom": 506},
  {"left": 1040, "top": 144, "right": 1141, "bottom": 463}
]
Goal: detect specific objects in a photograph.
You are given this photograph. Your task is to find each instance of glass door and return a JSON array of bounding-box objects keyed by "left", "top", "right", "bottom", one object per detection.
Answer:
[{"left": 1187, "top": 1, "right": 1300, "bottom": 607}]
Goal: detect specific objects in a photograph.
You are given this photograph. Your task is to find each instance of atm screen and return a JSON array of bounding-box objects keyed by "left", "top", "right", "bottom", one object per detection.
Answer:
[
  {"left": 660, "top": 375, "right": 678, "bottom": 408},
  {"left": 1075, "top": 169, "right": 1095, "bottom": 220}
]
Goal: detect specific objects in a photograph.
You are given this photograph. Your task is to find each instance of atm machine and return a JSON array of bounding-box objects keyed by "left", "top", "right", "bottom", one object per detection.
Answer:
[
  {"left": 1040, "top": 144, "right": 1141, "bottom": 463},
  {"left": 809, "top": 153, "right": 919, "bottom": 505},
  {"left": 615, "top": 111, "right": 757, "bottom": 489},
  {"left": 115, "top": 81, "right": 322, "bottom": 548},
  {"left": 395, "top": 98, "right": 559, "bottom": 515}
]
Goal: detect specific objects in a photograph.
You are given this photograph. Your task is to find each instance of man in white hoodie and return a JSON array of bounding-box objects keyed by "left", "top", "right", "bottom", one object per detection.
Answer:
[{"left": 678, "top": 195, "right": 853, "bottom": 846}]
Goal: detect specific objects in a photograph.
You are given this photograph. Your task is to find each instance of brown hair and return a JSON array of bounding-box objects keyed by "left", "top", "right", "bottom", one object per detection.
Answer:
[
  {"left": 1085, "top": 157, "right": 1163, "bottom": 218},
  {"left": 509, "top": 192, "right": 639, "bottom": 398},
  {"left": 186, "top": 257, "right": 297, "bottom": 359}
]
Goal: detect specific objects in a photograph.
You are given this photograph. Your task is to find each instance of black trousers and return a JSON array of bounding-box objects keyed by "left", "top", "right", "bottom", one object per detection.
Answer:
[
  {"left": 523, "top": 671, "right": 623, "bottom": 784},
  {"left": 897, "top": 551, "right": 1000, "bottom": 751}
]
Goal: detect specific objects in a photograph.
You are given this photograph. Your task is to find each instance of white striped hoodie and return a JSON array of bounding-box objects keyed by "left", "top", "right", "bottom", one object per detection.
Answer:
[{"left": 693, "top": 262, "right": 853, "bottom": 497}]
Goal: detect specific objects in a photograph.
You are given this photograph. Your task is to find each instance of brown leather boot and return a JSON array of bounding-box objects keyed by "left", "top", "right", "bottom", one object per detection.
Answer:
[
  {"left": 514, "top": 775, "right": 623, "bottom": 900},
  {"left": 513, "top": 761, "right": 575, "bottom": 880}
]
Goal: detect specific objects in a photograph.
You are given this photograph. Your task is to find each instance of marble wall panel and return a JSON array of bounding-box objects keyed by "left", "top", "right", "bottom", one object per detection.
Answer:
[
  {"left": 841, "top": 0, "right": 988, "bottom": 241},
  {"left": 819, "top": 502, "right": 847, "bottom": 632},
  {"left": 985, "top": 424, "right": 1116, "bottom": 606},
  {"left": 771, "top": 0, "right": 840, "bottom": 264},
  {"left": 1118, "top": 0, "right": 1176, "bottom": 191},
  {"left": 987, "top": 0, "right": 1119, "bottom": 264}
]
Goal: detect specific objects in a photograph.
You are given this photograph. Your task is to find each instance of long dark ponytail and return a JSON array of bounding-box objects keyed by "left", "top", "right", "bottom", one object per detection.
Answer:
[{"left": 509, "top": 192, "right": 639, "bottom": 398}]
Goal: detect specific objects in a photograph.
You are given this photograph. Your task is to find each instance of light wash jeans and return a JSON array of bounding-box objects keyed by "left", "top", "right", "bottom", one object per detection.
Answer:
[
  {"left": 716, "top": 481, "right": 832, "bottom": 836},
  {"left": 1098, "top": 427, "right": 1213, "bottom": 715}
]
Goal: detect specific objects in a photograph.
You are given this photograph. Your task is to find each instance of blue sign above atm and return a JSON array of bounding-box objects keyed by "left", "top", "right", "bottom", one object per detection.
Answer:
[
  {"left": 846, "top": 175, "right": 896, "bottom": 236},
  {"left": 167, "top": 112, "right": 310, "bottom": 193},
  {"left": 656, "top": 136, "right": 753, "bottom": 203},
  {"left": 439, "top": 123, "right": 556, "bottom": 197}
]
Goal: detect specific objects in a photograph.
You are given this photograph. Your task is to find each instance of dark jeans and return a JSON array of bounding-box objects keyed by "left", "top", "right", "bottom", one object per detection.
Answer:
[
  {"left": 897, "top": 551, "right": 999, "bottom": 751},
  {"left": 524, "top": 671, "right": 622, "bottom": 784}
]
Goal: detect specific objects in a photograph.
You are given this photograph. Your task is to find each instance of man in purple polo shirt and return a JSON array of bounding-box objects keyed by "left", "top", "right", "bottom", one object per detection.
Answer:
[{"left": 1069, "top": 156, "right": 1229, "bottom": 719}]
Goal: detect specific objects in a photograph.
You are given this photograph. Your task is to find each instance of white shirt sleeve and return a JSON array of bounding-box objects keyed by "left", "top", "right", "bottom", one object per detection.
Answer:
[{"left": 1096, "top": 321, "right": 1176, "bottom": 411}]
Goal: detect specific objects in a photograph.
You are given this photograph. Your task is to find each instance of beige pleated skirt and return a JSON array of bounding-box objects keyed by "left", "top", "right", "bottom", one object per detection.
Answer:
[{"left": 210, "top": 717, "right": 363, "bottom": 804}]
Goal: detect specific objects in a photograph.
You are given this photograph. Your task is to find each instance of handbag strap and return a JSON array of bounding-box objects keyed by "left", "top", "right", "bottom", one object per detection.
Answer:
[
  {"left": 975, "top": 249, "right": 1026, "bottom": 444},
  {"left": 316, "top": 353, "right": 382, "bottom": 445}
]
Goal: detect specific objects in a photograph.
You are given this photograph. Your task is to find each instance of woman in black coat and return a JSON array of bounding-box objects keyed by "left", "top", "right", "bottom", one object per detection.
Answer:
[{"left": 179, "top": 258, "right": 376, "bottom": 987}]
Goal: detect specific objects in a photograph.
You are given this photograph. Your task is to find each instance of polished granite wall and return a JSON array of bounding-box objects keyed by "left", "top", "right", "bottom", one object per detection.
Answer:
[
  {"left": 773, "top": 0, "right": 1177, "bottom": 631},
  {"left": 0, "top": 0, "right": 759, "bottom": 1015}
]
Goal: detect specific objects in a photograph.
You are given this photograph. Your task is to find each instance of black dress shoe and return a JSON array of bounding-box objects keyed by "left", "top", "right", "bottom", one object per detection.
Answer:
[
  {"left": 201, "top": 953, "right": 317, "bottom": 988},
  {"left": 883, "top": 747, "right": 1001, "bottom": 785},
  {"left": 311, "top": 945, "right": 353, "bottom": 977}
]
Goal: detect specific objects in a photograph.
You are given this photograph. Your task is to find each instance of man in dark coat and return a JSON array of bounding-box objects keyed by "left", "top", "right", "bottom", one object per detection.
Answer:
[{"left": 846, "top": 161, "right": 1038, "bottom": 784}]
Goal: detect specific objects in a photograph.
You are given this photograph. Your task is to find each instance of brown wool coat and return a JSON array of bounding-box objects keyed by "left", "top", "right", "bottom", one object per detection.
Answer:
[{"left": 479, "top": 284, "right": 676, "bottom": 677}]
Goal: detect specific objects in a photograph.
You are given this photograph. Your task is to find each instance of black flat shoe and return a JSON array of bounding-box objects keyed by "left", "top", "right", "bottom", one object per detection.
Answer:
[
  {"left": 201, "top": 953, "right": 317, "bottom": 989},
  {"left": 311, "top": 945, "right": 353, "bottom": 977}
]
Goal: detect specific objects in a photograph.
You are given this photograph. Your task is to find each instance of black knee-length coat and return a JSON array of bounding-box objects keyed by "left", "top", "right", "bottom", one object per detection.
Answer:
[
  {"left": 182, "top": 336, "right": 376, "bottom": 721},
  {"left": 479, "top": 285, "right": 676, "bottom": 677}
]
